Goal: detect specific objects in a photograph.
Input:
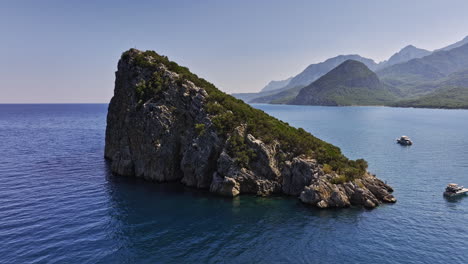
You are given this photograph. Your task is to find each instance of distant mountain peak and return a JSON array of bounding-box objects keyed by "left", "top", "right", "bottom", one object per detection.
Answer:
[
  {"left": 402, "top": 44, "right": 416, "bottom": 49},
  {"left": 333, "top": 59, "right": 370, "bottom": 71},
  {"left": 290, "top": 59, "right": 395, "bottom": 106},
  {"left": 398, "top": 45, "right": 429, "bottom": 55},
  {"left": 285, "top": 54, "right": 377, "bottom": 88},
  {"left": 377, "top": 45, "right": 431, "bottom": 70},
  {"left": 237, "top": 54, "right": 378, "bottom": 102},
  {"left": 318, "top": 60, "right": 378, "bottom": 83},
  {"left": 260, "top": 77, "right": 293, "bottom": 92}
]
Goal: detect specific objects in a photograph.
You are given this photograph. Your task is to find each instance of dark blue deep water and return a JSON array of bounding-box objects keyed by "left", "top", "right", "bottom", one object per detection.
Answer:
[{"left": 1, "top": 104, "right": 468, "bottom": 263}]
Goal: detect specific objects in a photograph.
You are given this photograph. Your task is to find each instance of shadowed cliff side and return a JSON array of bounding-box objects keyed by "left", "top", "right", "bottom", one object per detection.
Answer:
[{"left": 105, "top": 49, "right": 396, "bottom": 209}]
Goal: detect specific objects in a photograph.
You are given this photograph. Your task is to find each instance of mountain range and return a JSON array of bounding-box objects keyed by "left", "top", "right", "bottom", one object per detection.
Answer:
[
  {"left": 232, "top": 35, "right": 468, "bottom": 109},
  {"left": 377, "top": 42, "right": 468, "bottom": 93}
]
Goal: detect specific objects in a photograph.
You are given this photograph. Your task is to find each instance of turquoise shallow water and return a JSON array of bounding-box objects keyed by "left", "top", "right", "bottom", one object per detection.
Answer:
[{"left": 0, "top": 104, "right": 467, "bottom": 263}]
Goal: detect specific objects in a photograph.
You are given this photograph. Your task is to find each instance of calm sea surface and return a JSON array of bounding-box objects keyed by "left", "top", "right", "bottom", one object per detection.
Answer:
[{"left": 1, "top": 104, "right": 467, "bottom": 263}]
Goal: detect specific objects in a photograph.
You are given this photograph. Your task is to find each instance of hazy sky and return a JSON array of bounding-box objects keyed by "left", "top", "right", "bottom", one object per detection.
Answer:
[{"left": 1, "top": 0, "right": 468, "bottom": 103}]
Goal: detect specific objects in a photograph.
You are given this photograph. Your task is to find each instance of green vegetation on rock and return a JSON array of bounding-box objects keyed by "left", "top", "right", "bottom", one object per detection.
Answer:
[
  {"left": 123, "top": 49, "right": 369, "bottom": 179},
  {"left": 135, "top": 73, "right": 171, "bottom": 106},
  {"left": 227, "top": 133, "right": 256, "bottom": 167},
  {"left": 194, "top": 123, "right": 206, "bottom": 136}
]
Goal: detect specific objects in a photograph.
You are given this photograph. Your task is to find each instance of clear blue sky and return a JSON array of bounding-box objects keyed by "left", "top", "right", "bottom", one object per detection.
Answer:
[{"left": 1, "top": 0, "right": 468, "bottom": 103}]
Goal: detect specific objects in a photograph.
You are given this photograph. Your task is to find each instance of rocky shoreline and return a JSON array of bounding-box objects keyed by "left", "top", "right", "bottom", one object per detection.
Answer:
[{"left": 105, "top": 49, "right": 396, "bottom": 209}]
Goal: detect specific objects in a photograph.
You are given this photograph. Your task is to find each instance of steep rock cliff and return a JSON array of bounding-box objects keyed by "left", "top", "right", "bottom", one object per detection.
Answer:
[{"left": 105, "top": 49, "right": 396, "bottom": 209}]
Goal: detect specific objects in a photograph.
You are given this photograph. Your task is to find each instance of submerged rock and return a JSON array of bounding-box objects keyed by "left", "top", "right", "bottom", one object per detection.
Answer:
[{"left": 105, "top": 49, "right": 396, "bottom": 209}]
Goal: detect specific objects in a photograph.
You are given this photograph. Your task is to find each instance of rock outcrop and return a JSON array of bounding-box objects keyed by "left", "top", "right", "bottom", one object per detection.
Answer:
[{"left": 105, "top": 49, "right": 396, "bottom": 209}]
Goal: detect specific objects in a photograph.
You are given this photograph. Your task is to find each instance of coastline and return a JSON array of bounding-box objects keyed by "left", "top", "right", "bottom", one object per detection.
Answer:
[{"left": 248, "top": 102, "right": 468, "bottom": 110}]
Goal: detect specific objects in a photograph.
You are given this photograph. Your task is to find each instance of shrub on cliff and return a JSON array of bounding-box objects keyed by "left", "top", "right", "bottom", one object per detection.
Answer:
[
  {"left": 194, "top": 123, "right": 206, "bottom": 136},
  {"left": 227, "top": 134, "right": 256, "bottom": 167}
]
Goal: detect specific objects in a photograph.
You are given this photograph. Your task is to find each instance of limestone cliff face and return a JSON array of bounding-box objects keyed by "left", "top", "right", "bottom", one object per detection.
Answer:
[{"left": 105, "top": 49, "right": 396, "bottom": 209}]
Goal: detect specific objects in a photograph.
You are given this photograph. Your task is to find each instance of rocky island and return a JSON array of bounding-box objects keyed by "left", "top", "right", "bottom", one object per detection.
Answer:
[{"left": 105, "top": 49, "right": 396, "bottom": 209}]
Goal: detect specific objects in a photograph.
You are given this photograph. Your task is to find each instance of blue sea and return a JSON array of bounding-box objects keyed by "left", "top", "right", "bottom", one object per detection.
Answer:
[{"left": 1, "top": 104, "right": 467, "bottom": 263}]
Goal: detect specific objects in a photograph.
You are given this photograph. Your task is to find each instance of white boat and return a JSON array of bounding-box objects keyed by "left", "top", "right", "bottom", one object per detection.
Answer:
[
  {"left": 443, "top": 183, "right": 468, "bottom": 197},
  {"left": 396, "top": 136, "right": 413, "bottom": 146}
]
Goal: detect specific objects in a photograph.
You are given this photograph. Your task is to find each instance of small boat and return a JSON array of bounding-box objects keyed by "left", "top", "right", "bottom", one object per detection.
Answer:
[
  {"left": 443, "top": 183, "right": 468, "bottom": 197},
  {"left": 396, "top": 135, "right": 413, "bottom": 146}
]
